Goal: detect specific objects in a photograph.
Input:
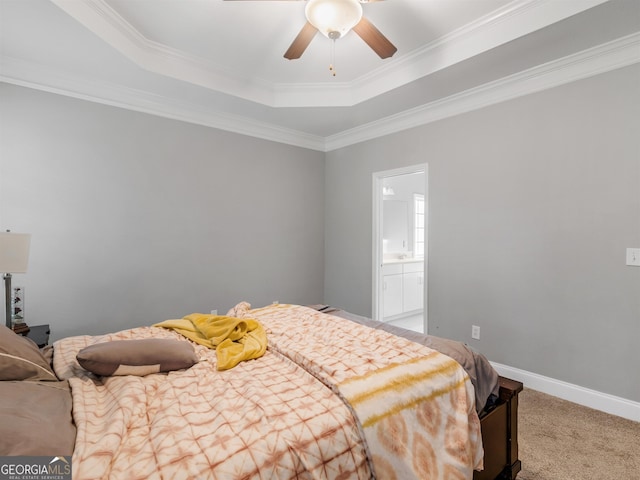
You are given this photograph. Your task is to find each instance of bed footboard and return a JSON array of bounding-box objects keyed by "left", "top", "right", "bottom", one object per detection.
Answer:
[{"left": 474, "top": 376, "right": 523, "bottom": 480}]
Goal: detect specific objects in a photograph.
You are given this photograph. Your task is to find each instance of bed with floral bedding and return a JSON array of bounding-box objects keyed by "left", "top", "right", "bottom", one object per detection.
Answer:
[{"left": 0, "top": 302, "right": 522, "bottom": 480}]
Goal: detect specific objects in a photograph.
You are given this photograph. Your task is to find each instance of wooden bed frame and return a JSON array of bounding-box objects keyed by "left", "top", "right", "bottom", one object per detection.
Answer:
[{"left": 474, "top": 376, "right": 524, "bottom": 480}]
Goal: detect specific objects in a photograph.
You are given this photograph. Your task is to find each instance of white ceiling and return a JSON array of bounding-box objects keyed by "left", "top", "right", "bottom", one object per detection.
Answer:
[{"left": 1, "top": 0, "right": 639, "bottom": 150}]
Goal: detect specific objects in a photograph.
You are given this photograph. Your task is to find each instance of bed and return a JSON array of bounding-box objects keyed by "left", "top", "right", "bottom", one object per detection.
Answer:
[
  {"left": 0, "top": 302, "right": 522, "bottom": 479},
  {"left": 318, "top": 306, "right": 523, "bottom": 480}
]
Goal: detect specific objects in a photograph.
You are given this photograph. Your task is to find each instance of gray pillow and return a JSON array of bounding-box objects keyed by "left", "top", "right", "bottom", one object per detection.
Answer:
[{"left": 77, "top": 338, "right": 198, "bottom": 376}]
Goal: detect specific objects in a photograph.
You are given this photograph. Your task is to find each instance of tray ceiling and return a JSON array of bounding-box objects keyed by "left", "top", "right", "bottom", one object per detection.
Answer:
[{"left": 1, "top": 0, "right": 639, "bottom": 150}]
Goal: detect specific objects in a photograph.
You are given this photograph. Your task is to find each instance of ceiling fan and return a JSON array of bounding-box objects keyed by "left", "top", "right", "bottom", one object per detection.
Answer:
[{"left": 225, "top": 0, "right": 397, "bottom": 60}]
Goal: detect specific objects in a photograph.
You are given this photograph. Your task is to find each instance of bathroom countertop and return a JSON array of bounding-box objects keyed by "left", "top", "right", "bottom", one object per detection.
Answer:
[{"left": 382, "top": 257, "right": 424, "bottom": 265}]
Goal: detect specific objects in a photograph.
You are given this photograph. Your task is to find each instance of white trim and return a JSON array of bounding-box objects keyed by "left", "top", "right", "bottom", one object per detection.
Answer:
[
  {"left": 372, "top": 165, "right": 428, "bottom": 331},
  {"left": 372, "top": 173, "right": 383, "bottom": 323},
  {"left": 350, "top": 0, "right": 608, "bottom": 107},
  {"left": 325, "top": 32, "right": 640, "bottom": 151},
  {"left": 491, "top": 362, "right": 640, "bottom": 422},
  {"left": 0, "top": 56, "right": 326, "bottom": 152},
  {"left": 49, "top": 0, "right": 609, "bottom": 108},
  {"left": 1, "top": 32, "right": 638, "bottom": 152}
]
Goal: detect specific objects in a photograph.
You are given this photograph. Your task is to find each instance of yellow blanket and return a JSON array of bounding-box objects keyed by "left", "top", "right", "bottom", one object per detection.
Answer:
[{"left": 153, "top": 313, "right": 267, "bottom": 370}]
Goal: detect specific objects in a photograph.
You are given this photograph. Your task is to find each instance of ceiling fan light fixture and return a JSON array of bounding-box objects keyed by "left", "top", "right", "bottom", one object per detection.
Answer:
[{"left": 305, "top": 0, "right": 363, "bottom": 39}]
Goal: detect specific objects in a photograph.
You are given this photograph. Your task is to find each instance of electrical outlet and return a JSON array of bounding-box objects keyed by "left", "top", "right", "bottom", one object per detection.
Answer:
[
  {"left": 210, "top": 309, "right": 217, "bottom": 315},
  {"left": 471, "top": 325, "right": 480, "bottom": 340}
]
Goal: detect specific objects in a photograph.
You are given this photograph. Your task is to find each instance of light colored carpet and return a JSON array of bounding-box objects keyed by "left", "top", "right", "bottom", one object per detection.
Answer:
[{"left": 516, "top": 388, "right": 640, "bottom": 480}]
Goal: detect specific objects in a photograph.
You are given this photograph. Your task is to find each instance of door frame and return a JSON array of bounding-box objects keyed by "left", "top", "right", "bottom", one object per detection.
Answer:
[{"left": 372, "top": 164, "right": 428, "bottom": 331}]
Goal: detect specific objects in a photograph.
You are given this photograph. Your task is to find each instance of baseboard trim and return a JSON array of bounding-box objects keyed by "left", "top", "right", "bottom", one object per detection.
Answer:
[{"left": 490, "top": 362, "right": 640, "bottom": 422}]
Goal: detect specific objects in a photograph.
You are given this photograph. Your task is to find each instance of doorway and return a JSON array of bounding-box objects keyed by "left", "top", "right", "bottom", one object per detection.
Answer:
[{"left": 372, "top": 165, "right": 427, "bottom": 333}]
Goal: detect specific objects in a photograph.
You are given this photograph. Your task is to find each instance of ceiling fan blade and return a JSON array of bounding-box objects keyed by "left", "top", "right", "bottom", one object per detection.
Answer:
[
  {"left": 284, "top": 22, "right": 318, "bottom": 60},
  {"left": 352, "top": 17, "right": 397, "bottom": 59}
]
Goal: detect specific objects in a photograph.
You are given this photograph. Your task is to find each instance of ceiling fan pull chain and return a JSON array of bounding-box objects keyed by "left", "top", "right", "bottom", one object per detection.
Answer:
[{"left": 329, "top": 38, "right": 337, "bottom": 77}]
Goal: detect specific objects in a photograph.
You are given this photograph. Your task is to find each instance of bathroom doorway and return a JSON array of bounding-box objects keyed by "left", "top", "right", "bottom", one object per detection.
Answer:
[{"left": 372, "top": 165, "right": 427, "bottom": 333}]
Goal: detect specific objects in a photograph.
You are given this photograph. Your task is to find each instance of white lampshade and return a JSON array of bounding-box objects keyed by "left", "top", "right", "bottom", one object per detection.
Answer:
[
  {"left": 305, "top": 0, "right": 363, "bottom": 39},
  {"left": 0, "top": 232, "right": 31, "bottom": 273}
]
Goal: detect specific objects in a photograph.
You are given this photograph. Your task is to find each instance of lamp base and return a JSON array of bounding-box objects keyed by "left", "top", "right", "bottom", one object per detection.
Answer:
[{"left": 3, "top": 272, "right": 11, "bottom": 329}]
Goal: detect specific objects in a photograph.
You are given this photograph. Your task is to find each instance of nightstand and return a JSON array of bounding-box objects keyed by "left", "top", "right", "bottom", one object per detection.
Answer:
[{"left": 23, "top": 324, "right": 51, "bottom": 348}]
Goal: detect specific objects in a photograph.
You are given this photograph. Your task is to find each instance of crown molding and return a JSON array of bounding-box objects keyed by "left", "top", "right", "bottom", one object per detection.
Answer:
[
  {"left": 324, "top": 32, "right": 640, "bottom": 151},
  {"left": 347, "top": 0, "right": 609, "bottom": 105},
  {"left": 49, "top": 0, "right": 609, "bottom": 108},
  {"left": 0, "top": 56, "right": 326, "bottom": 151},
  {"left": 49, "top": 0, "right": 277, "bottom": 105},
  {"left": 2, "top": 33, "right": 638, "bottom": 152}
]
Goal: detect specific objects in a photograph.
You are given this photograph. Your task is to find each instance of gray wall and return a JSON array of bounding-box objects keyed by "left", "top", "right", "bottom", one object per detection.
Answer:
[
  {"left": 2, "top": 65, "right": 638, "bottom": 403},
  {"left": 0, "top": 84, "right": 325, "bottom": 341},
  {"left": 325, "top": 64, "right": 640, "bottom": 402}
]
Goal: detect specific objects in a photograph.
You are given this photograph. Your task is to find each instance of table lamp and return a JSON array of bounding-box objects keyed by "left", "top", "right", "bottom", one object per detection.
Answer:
[{"left": 0, "top": 231, "right": 31, "bottom": 328}]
